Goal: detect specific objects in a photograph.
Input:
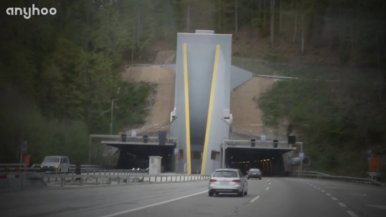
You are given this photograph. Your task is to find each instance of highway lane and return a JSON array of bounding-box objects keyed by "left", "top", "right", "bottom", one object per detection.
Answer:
[
  {"left": 0, "top": 181, "right": 208, "bottom": 217},
  {"left": 115, "top": 178, "right": 363, "bottom": 217},
  {"left": 1, "top": 178, "right": 385, "bottom": 217},
  {"left": 303, "top": 179, "right": 386, "bottom": 217}
]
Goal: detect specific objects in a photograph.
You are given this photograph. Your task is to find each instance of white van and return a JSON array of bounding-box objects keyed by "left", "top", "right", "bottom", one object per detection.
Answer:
[{"left": 40, "top": 155, "right": 70, "bottom": 173}]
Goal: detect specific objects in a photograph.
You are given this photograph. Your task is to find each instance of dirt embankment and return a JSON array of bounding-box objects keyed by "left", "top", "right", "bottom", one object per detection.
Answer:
[
  {"left": 231, "top": 77, "right": 288, "bottom": 140},
  {"left": 122, "top": 65, "right": 175, "bottom": 134}
]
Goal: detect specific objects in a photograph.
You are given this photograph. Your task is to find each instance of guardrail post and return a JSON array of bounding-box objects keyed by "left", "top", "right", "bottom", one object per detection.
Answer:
[{"left": 60, "top": 175, "right": 64, "bottom": 187}]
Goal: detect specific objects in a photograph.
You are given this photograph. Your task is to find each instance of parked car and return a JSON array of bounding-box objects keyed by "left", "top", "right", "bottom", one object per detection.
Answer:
[
  {"left": 208, "top": 168, "right": 248, "bottom": 197},
  {"left": 40, "top": 155, "right": 70, "bottom": 173},
  {"left": 247, "top": 168, "right": 262, "bottom": 180}
]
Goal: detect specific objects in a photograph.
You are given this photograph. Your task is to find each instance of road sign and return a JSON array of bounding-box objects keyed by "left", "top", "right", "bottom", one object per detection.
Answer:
[
  {"left": 369, "top": 157, "right": 380, "bottom": 173},
  {"left": 21, "top": 141, "right": 28, "bottom": 154},
  {"left": 260, "top": 135, "right": 266, "bottom": 142},
  {"left": 299, "top": 152, "right": 304, "bottom": 160}
]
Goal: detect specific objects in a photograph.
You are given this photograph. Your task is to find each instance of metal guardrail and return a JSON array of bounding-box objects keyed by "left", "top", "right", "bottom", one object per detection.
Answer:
[
  {"left": 1, "top": 163, "right": 210, "bottom": 189},
  {"left": 294, "top": 170, "right": 383, "bottom": 186},
  {"left": 42, "top": 172, "right": 210, "bottom": 187},
  {"left": 0, "top": 163, "right": 114, "bottom": 174}
]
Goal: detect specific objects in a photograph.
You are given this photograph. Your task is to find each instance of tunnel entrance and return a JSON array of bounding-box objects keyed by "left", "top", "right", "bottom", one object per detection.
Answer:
[
  {"left": 224, "top": 147, "right": 293, "bottom": 176},
  {"left": 103, "top": 141, "right": 175, "bottom": 172}
]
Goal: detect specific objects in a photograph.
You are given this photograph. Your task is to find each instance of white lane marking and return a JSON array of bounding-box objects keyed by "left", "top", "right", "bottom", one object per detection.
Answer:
[
  {"left": 350, "top": 193, "right": 367, "bottom": 197},
  {"left": 331, "top": 196, "right": 338, "bottom": 201},
  {"left": 366, "top": 204, "right": 386, "bottom": 210},
  {"left": 265, "top": 186, "right": 270, "bottom": 191},
  {"left": 99, "top": 190, "right": 207, "bottom": 217},
  {"left": 321, "top": 190, "right": 326, "bottom": 193},
  {"left": 346, "top": 210, "right": 358, "bottom": 217},
  {"left": 250, "top": 195, "right": 260, "bottom": 203},
  {"left": 338, "top": 202, "right": 347, "bottom": 208},
  {"left": 326, "top": 193, "right": 331, "bottom": 196},
  {"left": 268, "top": 182, "right": 271, "bottom": 185}
]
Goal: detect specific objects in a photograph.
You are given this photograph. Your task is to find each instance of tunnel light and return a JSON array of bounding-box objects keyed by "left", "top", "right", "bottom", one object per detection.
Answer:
[
  {"left": 250, "top": 138, "right": 256, "bottom": 147},
  {"left": 121, "top": 133, "right": 127, "bottom": 142},
  {"left": 273, "top": 139, "right": 278, "bottom": 148}
]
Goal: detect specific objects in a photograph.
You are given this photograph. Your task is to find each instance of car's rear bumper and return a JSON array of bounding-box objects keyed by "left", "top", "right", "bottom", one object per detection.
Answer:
[
  {"left": 209, "top": 188, "right": 241, "bottom": 194},
  {"left": 209, "top": 184, "right": 243, "bottom": 193}
]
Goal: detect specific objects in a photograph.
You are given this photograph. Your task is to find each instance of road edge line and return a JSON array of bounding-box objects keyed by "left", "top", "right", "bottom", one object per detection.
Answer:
[{"left": 99, "top": 190, "right": 207, "bottom": 217}]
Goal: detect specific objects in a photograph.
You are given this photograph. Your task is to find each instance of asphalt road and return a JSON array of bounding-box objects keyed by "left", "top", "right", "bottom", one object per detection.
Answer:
[{"left": 1, "top": 178, "right": 385, "bottom": 217}]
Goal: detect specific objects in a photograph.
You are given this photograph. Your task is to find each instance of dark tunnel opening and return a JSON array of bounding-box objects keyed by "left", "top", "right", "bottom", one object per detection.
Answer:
[
  {"left": 113, "top": 144, "right": 175, "bottom": 171},
  {"left": 225, "top": 148, "right": 288, "bottom": 177}
]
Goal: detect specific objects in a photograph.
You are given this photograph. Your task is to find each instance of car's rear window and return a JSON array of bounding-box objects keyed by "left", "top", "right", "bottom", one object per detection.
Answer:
[
  {"left": 213, "top": 171, "right": 238, "bottom": 178},
  {"left": 43, "top": 156, "right": 60, "bottom": 163}
]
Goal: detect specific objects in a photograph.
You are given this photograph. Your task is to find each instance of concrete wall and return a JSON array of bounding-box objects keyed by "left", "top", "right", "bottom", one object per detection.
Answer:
[
  {"left": 231, "top": 65, "right": 253, "bottom": 89},
  {"left": 202, "top": 46, "right": 231, "bottom": 174},
  {"left": 171, "top": 31, "right": 232, "bottom": 175}
]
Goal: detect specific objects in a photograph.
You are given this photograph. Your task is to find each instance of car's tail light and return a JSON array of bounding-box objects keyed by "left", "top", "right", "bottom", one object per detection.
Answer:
[
  {"left": 209, "top": 178, "right": 217, "bottom": 183},
  {"left": 232, "top": 179, "right": 241, "bottom": 183}
]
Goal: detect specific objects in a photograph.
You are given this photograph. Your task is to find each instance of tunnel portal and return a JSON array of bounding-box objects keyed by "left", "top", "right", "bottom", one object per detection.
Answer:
[
  {"left": 224, "top": 145, "right": 294, "bottom": 176},
  {"left": 102, "top": 140, "right": 175, "bottom": 172}
]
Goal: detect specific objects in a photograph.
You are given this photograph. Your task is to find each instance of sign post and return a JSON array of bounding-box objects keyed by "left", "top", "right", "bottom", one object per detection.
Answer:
[{"left": 368, "top": 155, "right": 380, "bottom": 180}]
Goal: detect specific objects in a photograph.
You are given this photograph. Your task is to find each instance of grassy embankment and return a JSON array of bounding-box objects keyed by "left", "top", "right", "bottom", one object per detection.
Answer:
[{"left": 233, "top": 53, "right": 385, "bottom": 177}]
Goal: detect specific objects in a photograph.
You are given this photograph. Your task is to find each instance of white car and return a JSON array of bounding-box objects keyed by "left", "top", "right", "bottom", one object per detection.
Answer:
[
  {"left": 208, "top": 168, "right": 248, "bottom": 197},
  {"left": 40, "top": 155, "right": 70, "bottom": 173}
]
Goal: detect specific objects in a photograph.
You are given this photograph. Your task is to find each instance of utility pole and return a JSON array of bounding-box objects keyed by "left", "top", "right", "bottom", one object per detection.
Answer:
[
  {"left": 299, "top": 142, "right": 303, "bottom": 176},
  {"left": 110, "top": 99, "right": 115, "bottom": 135},
  {"left": 270, "top": 0, "right": 276, "bottom": 48},
  {"left": 234, "top": 0, "right": 239, "bottom": 33}
]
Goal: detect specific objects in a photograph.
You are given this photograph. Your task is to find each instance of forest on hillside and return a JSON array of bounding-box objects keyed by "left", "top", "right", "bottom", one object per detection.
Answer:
[{"left": 0, "top": 0, "right": 385, "bottom": 173}]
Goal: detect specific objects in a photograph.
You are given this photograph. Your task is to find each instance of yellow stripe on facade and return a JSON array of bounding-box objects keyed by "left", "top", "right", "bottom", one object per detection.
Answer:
[
  {"left": 201, "top": 44, "right": 220, "bottom": 175},
  {"left": 183, "top": 43, "right": 192, "bottom": 175}
]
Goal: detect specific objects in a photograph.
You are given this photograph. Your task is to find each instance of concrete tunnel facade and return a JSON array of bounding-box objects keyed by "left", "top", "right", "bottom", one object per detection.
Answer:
[{"left": 171, "top": 30, "right": 232, "bottom": 175}]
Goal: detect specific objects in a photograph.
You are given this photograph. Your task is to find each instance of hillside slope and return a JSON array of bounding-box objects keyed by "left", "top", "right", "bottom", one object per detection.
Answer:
[
  {"left": 122, "top": 65, "right": 175, "bottom": 134},
  {"left": 231, "top": 77, "right": 288, "bottom": 140}
]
